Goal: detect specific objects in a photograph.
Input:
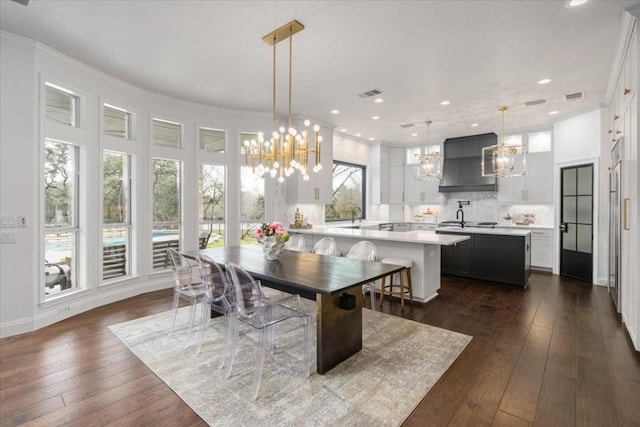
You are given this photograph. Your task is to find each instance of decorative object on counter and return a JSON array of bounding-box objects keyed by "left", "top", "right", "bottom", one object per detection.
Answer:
[
  {"left": 513, "top": 213, "right": 535, "bottom": 225},
  {"left": 290, "top": 207, "right": 312, "bottom": 229},
  {"left": 504, "top": 212, "right": 513, "bottom": 221},
  {"left": 243, "top": 20, "right": 323, "bottom": 183},
  {"left": 255, "top": 222, "right": 289, "bottom": 260},
  {"left": 414, "top": 121, "right": 442, "bottom": 182},
  {"left": 413, "top": 214, "right": 424, "bottom": 221},
  {"left": 481, "top": 106, "right": 527, "bottom": 178}
]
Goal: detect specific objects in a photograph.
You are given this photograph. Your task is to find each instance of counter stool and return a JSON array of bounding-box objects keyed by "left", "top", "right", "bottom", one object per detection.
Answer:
[{"left": 379, "top": 257, "right": 413, "bottom": 308}]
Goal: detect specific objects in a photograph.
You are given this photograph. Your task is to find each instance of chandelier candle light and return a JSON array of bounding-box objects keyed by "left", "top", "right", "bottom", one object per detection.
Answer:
[
  {"left": 481, "top": 106, "right": 527, "bottom": 177},
  {"left": 414, "top": 120, "right": 442, "bottom": 181},
  {"left": 244, "top": 20, "right": 323, "bottom": 183}
]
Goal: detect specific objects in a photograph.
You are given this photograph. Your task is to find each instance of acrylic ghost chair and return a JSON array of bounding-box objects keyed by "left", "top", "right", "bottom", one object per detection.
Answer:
[
  {"left": 195, "top": 254, "right": 237, "bottom": 365},
  {"left": 312, "top": 237, "right": 337, "bottom": 256},
  {"left": 167, "top": 248, "right": 208, "bottom": 342},
  {"left": 284, "top": 234, "right": 306, "bottom": 251},
  {"left": 345, "top": 240, "right": 379, "bottom": 310},
  {"left": 224, "top": 262, "right": 311, "bottom": 400}
]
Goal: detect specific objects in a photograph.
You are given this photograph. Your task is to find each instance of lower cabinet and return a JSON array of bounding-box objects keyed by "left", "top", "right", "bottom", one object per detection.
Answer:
[{"left": 438, "top": 231, "right": 531, "bottom": 288}]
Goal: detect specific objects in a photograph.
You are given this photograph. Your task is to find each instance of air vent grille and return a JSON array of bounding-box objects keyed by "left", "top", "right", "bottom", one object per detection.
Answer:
[
  {"left": 400, "top": 123, "right": 415, "bottom": 128},
  {"left": 564, "top": 92, "right": 584, "bottom": 101},
  {"left": 525, "top": 99, "right": 546, "bottom": 106},
  {"left": 358, "top": 88, "right": 383, "bottom": 98}
]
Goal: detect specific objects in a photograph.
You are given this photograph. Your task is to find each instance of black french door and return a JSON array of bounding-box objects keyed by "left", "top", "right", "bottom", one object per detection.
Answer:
[{"left": 559, "top": 164, "right": 593, "bottom": 283}]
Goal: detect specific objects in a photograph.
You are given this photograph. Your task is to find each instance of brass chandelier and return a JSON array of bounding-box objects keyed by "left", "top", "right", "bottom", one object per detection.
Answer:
[
  {"left": 243, "top": 20, "right": 322, "bottom": 183},
  {"left": 481, "top": 106, "right": 526, "bottom": 177},
  {"left": 414, "top": 121, "right": 442, "bottom": 181}
]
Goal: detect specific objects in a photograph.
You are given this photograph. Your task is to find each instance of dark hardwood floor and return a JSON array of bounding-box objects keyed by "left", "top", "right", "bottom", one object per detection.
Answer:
[{"left": 1, "top": 272, "right": 639, "bottom": 426}]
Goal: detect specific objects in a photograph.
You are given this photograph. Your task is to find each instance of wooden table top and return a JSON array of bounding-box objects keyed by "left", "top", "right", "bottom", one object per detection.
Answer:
[{"left": 187, "top": 246, "right": 403, "bottom": 296}]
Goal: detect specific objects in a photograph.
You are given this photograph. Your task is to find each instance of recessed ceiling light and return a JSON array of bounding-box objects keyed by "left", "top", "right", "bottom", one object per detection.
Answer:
[
  {"left": 548, "top": 111, "right": 559, "bottom": 115},
  {"left": 355, "top": 133, "right": 362, "bottom": 137},
  {"left": 440, "top": 100, "right": 450, "bottom": 106},
  {"left": 566, "top": 0, "right": 588, "bottom": 8},
  {"left": 330, "top": 109, "right": 340, "bottom": 115},
  {"left": 411, "top": 133, "right": 418, "bottom": 136},
  {"left": 372, "top": 116, "right": 380, "bottom": 120},
  {"left": 340, "top": 128, "right": 347, "bottom": 132},
  {"left": 374, "top": 98, "right": 384, "bottom": 103},
  {"left": 471, "top": 123, "right": 479, "bottom": 127},
  {"left": 368, "top": 137, "right": 375, "bottom": 141},
  {"left": 538, "top": 78, "right": 552, "bottom": 85}
]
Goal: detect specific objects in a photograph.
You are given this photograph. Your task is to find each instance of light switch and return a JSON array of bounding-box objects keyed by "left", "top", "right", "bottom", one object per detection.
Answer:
[
  {"left": 0, "top": 231, "right": 16, "bottom": 244},
  {"left": 1, "top": 216, "right": 16, "bottom": 228}
]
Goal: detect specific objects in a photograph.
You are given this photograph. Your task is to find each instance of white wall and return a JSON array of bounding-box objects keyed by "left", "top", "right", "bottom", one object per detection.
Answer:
[
  {"left": 0, "top": 31, "right": 280, "bottom": 337},
  {"left": 553, "top": 108, "right": 603, "bottom": 284}
]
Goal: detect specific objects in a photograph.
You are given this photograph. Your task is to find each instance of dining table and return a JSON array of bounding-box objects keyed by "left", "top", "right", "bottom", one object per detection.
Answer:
[{"left": 185, "top": 245, "right": 404, "bottom": 374}]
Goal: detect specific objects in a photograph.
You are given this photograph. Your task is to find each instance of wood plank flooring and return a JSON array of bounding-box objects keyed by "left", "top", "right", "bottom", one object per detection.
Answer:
[{"left": 1, "top": 272, "right": 638, "bottom": 426}]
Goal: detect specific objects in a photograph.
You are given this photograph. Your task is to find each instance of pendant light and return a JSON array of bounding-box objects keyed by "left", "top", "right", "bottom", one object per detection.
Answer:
[
  {"left": 414, "top": 121, "right": 442, "bottom": 181},
  {"left": 481, "top": 107, "right": 526, "bottom": 177},
  {"left": 243, "top": 20, "right": 323, "bottom": 183}
]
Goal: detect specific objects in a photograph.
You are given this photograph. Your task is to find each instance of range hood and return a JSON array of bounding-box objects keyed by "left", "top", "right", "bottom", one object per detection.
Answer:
[{"left": 439, "top": 133, "right": 498, "bottom": 193}]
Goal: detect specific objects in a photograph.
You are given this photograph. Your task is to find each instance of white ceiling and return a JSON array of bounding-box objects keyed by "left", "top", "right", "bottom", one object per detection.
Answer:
[{"left": 1, "top": 0, "right": 637, "bottom": 144}]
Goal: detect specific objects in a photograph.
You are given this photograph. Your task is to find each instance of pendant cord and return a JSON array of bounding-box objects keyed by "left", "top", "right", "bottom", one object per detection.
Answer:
[
  {"left": 272, "top": 35, "right": 276, "bottom": 132},
  {"left": 288, "top": 26, "right": 293, "bottom": 131}
]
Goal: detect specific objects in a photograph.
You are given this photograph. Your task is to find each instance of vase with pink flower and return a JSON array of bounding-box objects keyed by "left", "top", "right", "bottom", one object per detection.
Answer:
[{"left": 255, "top": 222, "right": 289, "bottom": 260}]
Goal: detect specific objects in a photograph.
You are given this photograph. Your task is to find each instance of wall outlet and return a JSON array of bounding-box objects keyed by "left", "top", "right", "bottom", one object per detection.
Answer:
[{"left": 0, "top": 231, "right": 16, "bottom": 244}]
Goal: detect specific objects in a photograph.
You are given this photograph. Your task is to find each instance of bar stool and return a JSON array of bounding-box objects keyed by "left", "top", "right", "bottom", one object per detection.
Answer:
[{"left": 379, "top": 257, "right": 413, "bottom": 308}]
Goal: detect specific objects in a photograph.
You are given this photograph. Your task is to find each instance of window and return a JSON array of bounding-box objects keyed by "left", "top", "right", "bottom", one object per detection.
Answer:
[
  {"left": 239, "top": 131, "right": 265, "bottom": 244},
  {"left": 325, "top": 161, "right": 366, "bottom": 222},
  {"left": 103, "top": 151, "right": 131, "bottom": 280},
  {"left": 45, "top": 83, "right": 78, "bottom": 127},
  {"left": 104, "top": 104, "right": 131, "bottom": 139},
  {"left": 528, "top": 131, "right": 552, "bottom": 153},
  {"left": 199, "top": 127, "right": 226, "bottom": 153},
  {"left": 199, "top": 163, "right": 225, "bottom": 248},
  {"left": 152, "top": 158, "right": 181, "bottom": 270},
  {"left": 152, "top": 118, "right": 182, "bottom": 148},
  {"left": 44, "top": 139, "right": 79, "bottom": 295}
]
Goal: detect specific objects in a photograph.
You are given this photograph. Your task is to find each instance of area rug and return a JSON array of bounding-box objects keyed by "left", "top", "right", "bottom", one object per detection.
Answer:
[{"left": 109, "top": 294, "right": 472, "bottom": 426}]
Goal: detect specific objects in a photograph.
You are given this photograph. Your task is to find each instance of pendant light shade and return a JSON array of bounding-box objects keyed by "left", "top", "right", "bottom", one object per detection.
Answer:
[
  {"left": 481, "top": 107, "right": 526, "bottom": 178},
  {"left": 414, "top": 121, "right": 442, "bottom": 181}
]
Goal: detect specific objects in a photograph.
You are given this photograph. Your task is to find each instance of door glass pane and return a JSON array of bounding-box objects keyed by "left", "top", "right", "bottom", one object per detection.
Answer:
[
  {"left": 577, "top": 224, "right": 592, "bottom": 253},
  {"left": 563, "top": 168, "right": 576, "bottom": 196},
  {"left": 577, "top": 195, "right": 592, "bottom": 224},
  {"left": 577, "top": 166, "right": 592, "bottom": 195},
  {"left": 563, "top": 224, "right": 576, "bottom": 250},
  {"left": 563, "top": 196, "right": 576, "bottom": 223}
]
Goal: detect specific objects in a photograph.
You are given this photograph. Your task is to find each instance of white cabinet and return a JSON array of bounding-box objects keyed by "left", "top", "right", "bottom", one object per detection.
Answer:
[
  {"left": 389, "top": 166, "right": 404, "bottom": 204},
  {"left": 529, "top": 228, "right": 554, "bottom": 270},
  {"left": 404, "top": 165, "right": 442, "bottom": 204},
  {"left": 379, "top": 149, "right": 390, "bottom": 204},
  {"left": 497, "top": 152, "right": 553, "bottom": 204},
  {"left": 286, "top": 152, "right": 332, "bottom": 204}
]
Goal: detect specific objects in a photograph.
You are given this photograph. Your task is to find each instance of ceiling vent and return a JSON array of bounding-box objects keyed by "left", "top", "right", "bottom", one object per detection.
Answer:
[
  {"left": 564, "top": 91, "right": 585, "bottom": 101},
  {"left": 525, "top": 99, "right": 546, "bottom": 107},
  {"left": 400, "top": 123, "right": 415, "bottom": 128},
  {"left": 357, "top": 88, "right": 383, "bottom": 98}
]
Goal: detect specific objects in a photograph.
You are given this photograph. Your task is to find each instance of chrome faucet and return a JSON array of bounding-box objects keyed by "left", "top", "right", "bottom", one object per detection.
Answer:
[
  {"left": 352, "top": 206, "right": 362, "bottom": 223},
  {"left": 456, "top": 208, "right": 465, "bottom": 228}
]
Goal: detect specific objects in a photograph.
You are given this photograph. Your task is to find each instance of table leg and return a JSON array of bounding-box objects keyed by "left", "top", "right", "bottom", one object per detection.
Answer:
[{"left": 315, "top": 286, "right": 363, "bottom": 374}]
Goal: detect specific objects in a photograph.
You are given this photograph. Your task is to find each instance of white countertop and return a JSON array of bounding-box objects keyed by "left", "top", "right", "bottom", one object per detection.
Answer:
[
  {"left": 290, "top": 225, "right": 469, "bottom": 246},
  {"left": 436, "top": 226, "right": 532, "bottom": 236}
]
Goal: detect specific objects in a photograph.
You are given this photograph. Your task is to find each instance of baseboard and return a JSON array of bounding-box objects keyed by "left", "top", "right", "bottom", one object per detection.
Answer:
[
  {"left": 621, "top": 312, "right": 640, "bottom": 352},
  {"left": 1, "top": 276, "right": 172, "bottom": 338}
]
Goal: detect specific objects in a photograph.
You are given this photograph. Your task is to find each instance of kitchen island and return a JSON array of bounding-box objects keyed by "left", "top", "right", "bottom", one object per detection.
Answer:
[
  {"left": 436, "top": 226, "right": 532, "bottom": 288},
  {"left": 289, "top": 225, "right": 469, "bottom": 303}
]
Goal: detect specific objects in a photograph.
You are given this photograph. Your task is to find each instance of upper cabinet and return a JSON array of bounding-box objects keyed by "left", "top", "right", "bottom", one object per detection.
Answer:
[
  {"left": 497, "top": 131, "right": 553, "bottom": 204},
  {"left": 287, "top": 123, "right": 333, "bottom": 204}
]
